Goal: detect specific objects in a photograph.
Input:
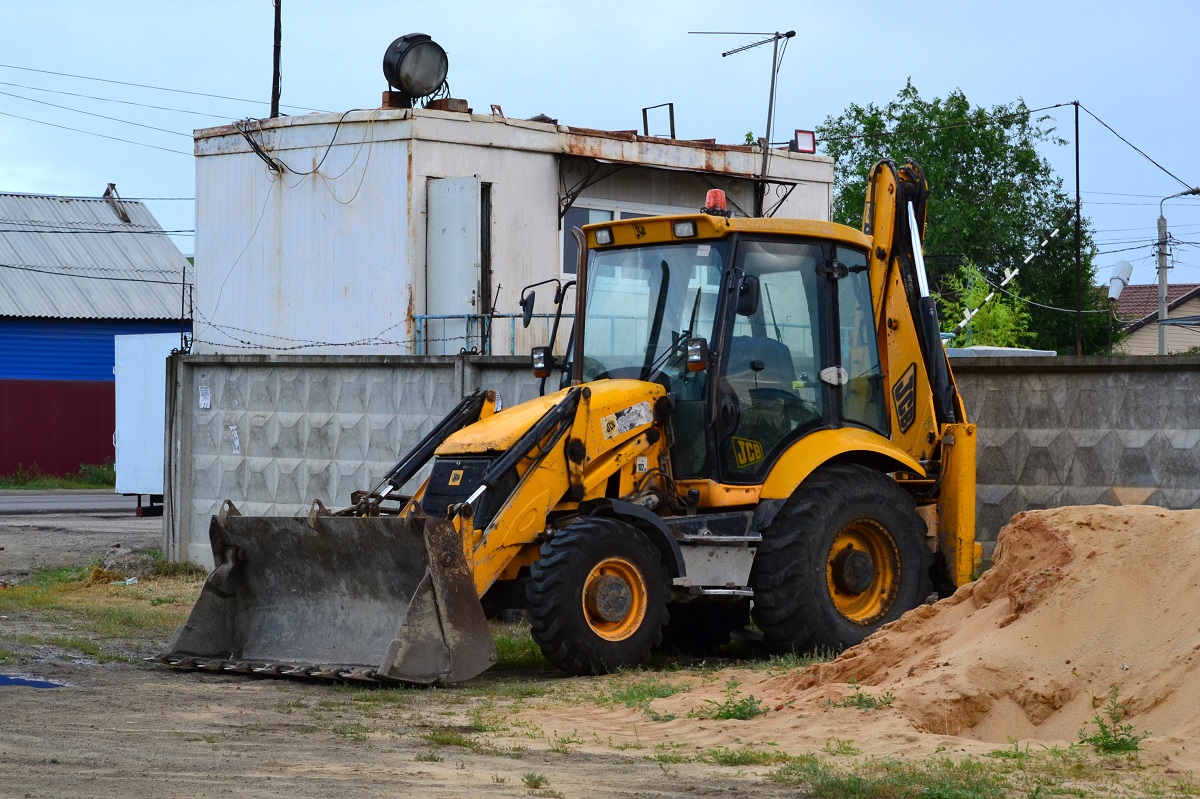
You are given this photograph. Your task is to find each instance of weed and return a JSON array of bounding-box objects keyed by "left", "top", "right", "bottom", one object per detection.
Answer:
[
  {"left": 823, "top": 738, "right": 862, "bottom": 757},
  {"left": 826, "top": 678, "right": 894, "bottom": 711},
  {"left": 703, "top": 746, "right": 793, "bottom": 766},
  {"left": 549, "top": 730, "right": 582, "bottom": 754},
  {"left": 522, "top": 773, "right": 549, "bottom": 789},
  {"left": 769, "top": 755, "right": 1007, "bottom": 798},
  {"left": 693, "top": 680, "right": 767, "bottom": 720},
  {"left": 1077, "top": 687, "right": 1147, "bottom": 755},
  {"left": 0, "top": 461, "right": 114, "bottom": 489},
  {"left": 467, "top": 699, "right": 508, "bottom": 733},
  {"left": 658, "top": 762, "right": 679, "bottom": 779},
  {"left": 986, "top": 737, "right": 1030, "bottom": 760},
  {"left": 331, "top": 722, "right": 369, "bottom": 741},
  {"left": 415, "top": 752, "right": 444, "bottom": 763},
  {"left": 597, "top": 677, "right": 685, "bottom": 708}
]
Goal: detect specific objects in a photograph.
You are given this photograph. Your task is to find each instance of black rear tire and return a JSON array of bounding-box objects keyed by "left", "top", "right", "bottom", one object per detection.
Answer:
[
  {"left": 659, "top": 600, "right": 749, "bottom": 656},
  {"left": 526, "top": 517, "right": 669, "bottom": 675},
  {"left": 750, "top": 463, "right": 930, "bottom": 654}
]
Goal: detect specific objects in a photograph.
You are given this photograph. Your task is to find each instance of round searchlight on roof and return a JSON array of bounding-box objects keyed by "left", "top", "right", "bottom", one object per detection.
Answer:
[{"left": 382, "top": 33, "right": 448, "bottom": 105}]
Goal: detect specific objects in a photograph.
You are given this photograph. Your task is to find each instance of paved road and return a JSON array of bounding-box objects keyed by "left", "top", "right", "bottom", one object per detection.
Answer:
[{"left": 0, "top": 490, "right": 144, "bottom": 515}]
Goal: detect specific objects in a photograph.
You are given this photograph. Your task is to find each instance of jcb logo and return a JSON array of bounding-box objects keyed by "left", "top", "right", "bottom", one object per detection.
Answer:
[
  {"left": 892, "top": 363, "right": 917, "bottom": 433},
  {"left": 732, "top": 436, "right": 764, "bottom": 468}
]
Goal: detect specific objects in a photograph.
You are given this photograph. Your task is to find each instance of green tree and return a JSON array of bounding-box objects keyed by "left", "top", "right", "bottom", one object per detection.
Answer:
[
  {"left": 817, "top": 80, "right": 1109, "bottom": 354},
  {"left": 935, "top": 260, "right": 1035, "bottom": 348}
]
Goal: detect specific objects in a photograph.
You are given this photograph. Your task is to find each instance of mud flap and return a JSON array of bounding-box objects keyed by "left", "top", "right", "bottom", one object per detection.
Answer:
[{"left": 161, "top": 510, "right": 496, "bottom": 685}]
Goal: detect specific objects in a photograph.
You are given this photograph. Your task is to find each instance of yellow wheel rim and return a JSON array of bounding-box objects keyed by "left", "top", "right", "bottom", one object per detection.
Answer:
[
  {"left": 582, "top": 557, "right": 648, "bottom": 641},
  {"left": 826, "top": 519, "right": 900, "bottom": 626}
]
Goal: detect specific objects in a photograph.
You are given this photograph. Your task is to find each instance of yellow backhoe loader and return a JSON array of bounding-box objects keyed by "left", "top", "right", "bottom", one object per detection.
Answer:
[{"left": 162, "top": 159, "right": 979, "bottom": 684}]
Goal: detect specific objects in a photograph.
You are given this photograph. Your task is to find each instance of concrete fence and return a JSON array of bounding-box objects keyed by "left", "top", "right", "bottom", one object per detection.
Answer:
[{"left": 163, "top": 353, "right": 1200, "bottom": 566}]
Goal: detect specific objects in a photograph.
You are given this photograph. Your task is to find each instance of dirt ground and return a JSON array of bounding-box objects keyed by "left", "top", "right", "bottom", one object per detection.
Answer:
[{"left": 3, "top": 505, "right": 1198, "bottom": 798}]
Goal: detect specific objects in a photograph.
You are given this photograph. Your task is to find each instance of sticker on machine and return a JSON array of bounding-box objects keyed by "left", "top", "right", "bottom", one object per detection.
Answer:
[{"left": 600, "top": 401, "right": 654, "bottom": 439}]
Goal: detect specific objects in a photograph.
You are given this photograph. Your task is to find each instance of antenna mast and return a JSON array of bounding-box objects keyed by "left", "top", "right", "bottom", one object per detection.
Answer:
[{"left": 689, "top": 29, "right": 795, "bottom": 215}]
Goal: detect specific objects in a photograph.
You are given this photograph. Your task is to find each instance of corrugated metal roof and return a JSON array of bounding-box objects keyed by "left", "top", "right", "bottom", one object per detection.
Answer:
[{"left": 0, "top": 192, "right": 190, "bottom": 320}]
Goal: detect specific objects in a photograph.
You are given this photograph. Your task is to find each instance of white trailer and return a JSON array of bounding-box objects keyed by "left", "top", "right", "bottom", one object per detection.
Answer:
[{"left": 114, "top": 333, "right": 180, "bottom": 515}]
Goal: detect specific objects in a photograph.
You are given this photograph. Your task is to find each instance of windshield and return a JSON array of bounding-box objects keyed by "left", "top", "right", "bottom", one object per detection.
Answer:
[{"left": 578, "top": 241, "right": 729, "bottom": 390}]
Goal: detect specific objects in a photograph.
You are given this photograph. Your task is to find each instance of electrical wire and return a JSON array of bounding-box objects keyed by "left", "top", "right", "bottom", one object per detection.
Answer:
[
  {"left": 1077, "top": 103, "right": 1193, "bottom": 191},
  {"left": 0, "top": 108, "right": 190, "bottom": 156},
  {"left": 0, "top": 88, "right": 192, "bottom": 136},
  {"left": 0, "top": 261, "right": 189, "bottom": 285},
  {"left": 979, "top": 274, "right": 1110, "bottom": 314},
  {"left": 0, "top": 226, "right": 194, "bottom": 235},
  {"left": 0, "top": 62, "right": 328, "bottom": 113},
  {"left": 819, "top": 102, "right": 1073, "bottom": 143},
  {"left": 0, "top": 79, "right": 234, "bottom": 120}
]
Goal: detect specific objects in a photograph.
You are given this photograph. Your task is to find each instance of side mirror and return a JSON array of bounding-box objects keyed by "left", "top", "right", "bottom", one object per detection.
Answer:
[
  {"left": 531, "top": 346, "right": 553, "bottom": 379},
  {"left": 685, "top": 338, "right": 709, "bottom": 372},
  {"left": 736, "top": 274, "right": 760, "bottom": 317},
  {"left": 519, "top": 290, "right": 536, "bottom": 328}
]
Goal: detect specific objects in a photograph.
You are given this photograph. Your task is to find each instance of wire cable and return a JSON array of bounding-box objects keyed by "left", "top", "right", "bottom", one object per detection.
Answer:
[
  {"left": 0, "top": 62, "right": 328, "bottom": 113},
  {"left": 0, "top": 79, "right": 234, "bottom": 120},
  {"left": 819, "top": 102, "right": 1073, "bottom": 143},
  {"left": 1077, "top": 103, "right": 1193, "bottom": 191},
  {"left": 0, "top": 108, "right": 190, "bottom": 155},
  {"left": 0, "top": 261, "right": 189, "bottom": 286}
]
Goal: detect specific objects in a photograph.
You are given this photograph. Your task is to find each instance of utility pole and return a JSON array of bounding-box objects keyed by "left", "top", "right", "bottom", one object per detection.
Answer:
[
  {"left": 1157, "top": 187, "right": 1200, "bottom": 354},
  {"left": 270, "top": 0, "right": 282, "bottom": 118},
  {"left": 1157, "top": 211, "right": 1169, "bottom": 355},
  {"left": 1080, "top": 101, "right": 1089, "bottom": 355}
]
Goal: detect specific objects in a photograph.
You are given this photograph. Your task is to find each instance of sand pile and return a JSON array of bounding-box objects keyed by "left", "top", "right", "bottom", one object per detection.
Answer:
[{"left": 767, "top": 505, "right": 1200, "bottom": 750}]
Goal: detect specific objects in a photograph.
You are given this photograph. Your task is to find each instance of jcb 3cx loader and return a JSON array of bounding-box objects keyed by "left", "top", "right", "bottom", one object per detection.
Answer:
[{"left": 162, "top": 159, "right": 979, "bottom": 684}]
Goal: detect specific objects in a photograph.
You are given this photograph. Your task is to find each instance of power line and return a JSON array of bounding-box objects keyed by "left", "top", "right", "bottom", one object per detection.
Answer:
[
  {"left": 0, "top": 79, "right": 231, "bottom": 120},
  {"left": 0, "top": 108, "right": 190, "bottom": 156},
  {"left": 819, "top": 101, "right": 1074, "bottom": 143},
  {"left": 0, "top": 261, "right": 190, "bottom": 285},
  {"left": 0, "top": 62, "right": 327, "bottom": 113},
  {"left": 0, "top": 227, "right": 194, "bottom": 235},
  {"left": 1077, "top": 103, "right": 1193, "bottom": 191},
  {"left": 0, "top": 87, "right": 191, "bottom": 137}
]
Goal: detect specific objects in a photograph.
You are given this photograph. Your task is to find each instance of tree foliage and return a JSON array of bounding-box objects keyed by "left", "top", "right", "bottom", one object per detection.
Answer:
[
  {"left": 817, "top": 81, "right": 1109, "bottom": 354},
  {"left": 935, "top": 261, "right": 1035, "bottom": 348}
]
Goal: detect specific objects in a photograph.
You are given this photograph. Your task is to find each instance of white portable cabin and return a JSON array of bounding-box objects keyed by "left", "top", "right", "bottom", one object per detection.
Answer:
[{"left": 191, "top": 107, "right": 834, "bottom": 357}]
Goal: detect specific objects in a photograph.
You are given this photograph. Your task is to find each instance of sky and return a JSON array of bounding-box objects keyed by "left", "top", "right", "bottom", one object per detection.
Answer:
[{"left": 1, "top": 0, "right": 1197, "bottom": 289}]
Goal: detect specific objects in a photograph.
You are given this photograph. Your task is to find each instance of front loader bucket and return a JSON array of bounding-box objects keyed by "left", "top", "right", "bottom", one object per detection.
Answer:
[{"left": 160, "top": 511, "right": 497, "bottom": 685}]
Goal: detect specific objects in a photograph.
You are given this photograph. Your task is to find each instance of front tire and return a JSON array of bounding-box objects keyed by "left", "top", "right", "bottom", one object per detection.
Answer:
[
  {"left": 750, "top": 463, "right": 930, "bottom": 654},
  {"left": 527, "top": 517, "right": 669, "bottom": 675}
]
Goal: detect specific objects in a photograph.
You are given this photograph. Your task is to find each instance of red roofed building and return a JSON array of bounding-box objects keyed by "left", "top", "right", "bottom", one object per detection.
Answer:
[{"left": 1114, "top": 283, "right": 1200, "bottom": 355}]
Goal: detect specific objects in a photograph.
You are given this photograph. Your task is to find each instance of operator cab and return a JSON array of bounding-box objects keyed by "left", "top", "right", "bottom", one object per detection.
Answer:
[{"left": 529, "top": 190, "right": 888, "bottom": 486}]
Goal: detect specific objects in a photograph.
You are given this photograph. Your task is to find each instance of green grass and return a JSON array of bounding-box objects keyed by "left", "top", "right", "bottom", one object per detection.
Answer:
[
  {"left": 701, "top": 746, "right": 794, "bottom": 766},
  {"left": 0, "top": 461, "right": 115, "bottom": 489},
  {"left": 768, "top": 755, "right": 1008, "bottom": 799},
  {"left": 522, "top": 773, "right": 549, "bottom": 789},
  {"left": 826, "top": 678, "right": 894, "bottom": 711},
  {"left": 692, "top": 679, "right": 767, "bottom": 720},
  {"left": 331, "top": 722, "right": 370, "bottom": 741},
  {"left": 596, "top": 677, "right": 686, "bottom": 708}
]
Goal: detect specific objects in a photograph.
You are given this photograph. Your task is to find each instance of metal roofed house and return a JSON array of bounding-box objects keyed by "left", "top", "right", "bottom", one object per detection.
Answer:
[
  {"left": 0, "top": 190, "right": 191, "bottom": 475},
  {"left": 1113, "top": 283, "right": 1200, "bottom": 355},
  {"left": 190, "top": 105, "right": 833, "bottom": 357}
]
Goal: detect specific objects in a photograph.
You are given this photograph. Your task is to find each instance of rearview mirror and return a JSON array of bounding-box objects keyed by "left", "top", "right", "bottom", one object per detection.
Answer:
[
  {"left": 736, "top": 275, "right": 760, "bottom": 317},
  {"left": 519, "top": 290, "right": 536, "bottom": 328}
]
